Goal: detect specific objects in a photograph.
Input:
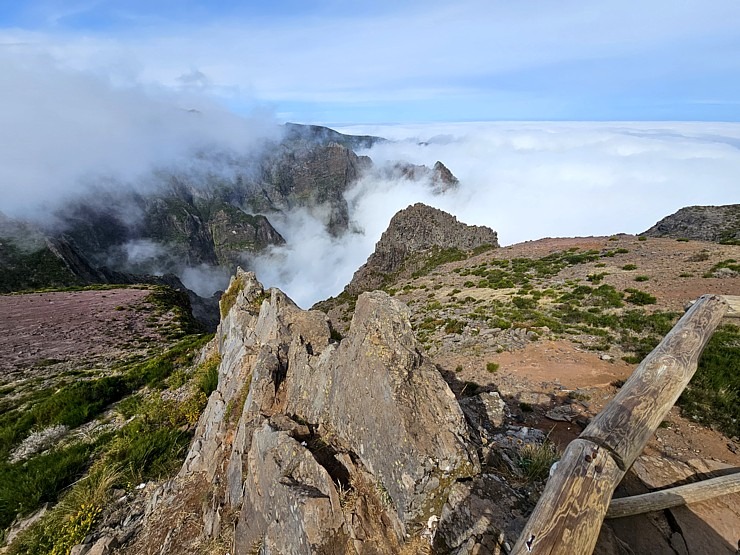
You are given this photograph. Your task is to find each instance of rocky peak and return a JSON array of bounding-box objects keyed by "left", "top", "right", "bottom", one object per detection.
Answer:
[
  {"left": 432, "top": 161, "right": 460, "bottom": 191},
  {"left": 642, "top": 204, "right": 740, "bottom": 244},
  {"left": 382, "top": 160, "right": 460, "bottom": 194},
  {"left": 252, "top": 140, "right": 372, "bottom": 235},
  {"left": 169, "top": 269, "right": 478, "bottom": 553},
  {"left": 345, "top": 203, "right": 499, "bottom": 295}
]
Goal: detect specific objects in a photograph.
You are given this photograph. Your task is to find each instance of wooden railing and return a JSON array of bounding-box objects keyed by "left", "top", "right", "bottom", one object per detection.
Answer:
[{"left": 511, "top": 294, "right": 740, "bottom": 555}]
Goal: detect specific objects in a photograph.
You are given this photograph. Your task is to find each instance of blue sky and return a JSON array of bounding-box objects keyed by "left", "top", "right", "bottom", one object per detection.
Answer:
[{"left": 1, "top": 0, "right": 740, "bottom": 123}]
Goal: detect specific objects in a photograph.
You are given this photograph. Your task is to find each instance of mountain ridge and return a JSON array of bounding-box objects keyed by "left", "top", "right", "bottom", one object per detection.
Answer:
[{"left": 643, "top": 204, "right": 740, "bottom": 244}]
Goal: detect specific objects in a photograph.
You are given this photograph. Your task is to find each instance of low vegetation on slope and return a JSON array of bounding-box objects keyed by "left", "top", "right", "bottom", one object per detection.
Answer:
[
  {"left": 0, "top": 286, "right": 215, "bottom": 553},
  {"left": 325, "top": 234, "right": 740, "bottom": 441},
  {"left": 680, "top": 323, "right": 740, "bottom": 439}
]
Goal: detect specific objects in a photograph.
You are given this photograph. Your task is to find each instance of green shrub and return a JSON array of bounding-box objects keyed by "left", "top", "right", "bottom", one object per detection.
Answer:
[
  {"left": 703, "top": 259, "right": 740, "bottom": 278},
  {"left": 444, "top": 319, "right": 465, "bottom": 334},
  {"left": 196, "top": 354, "right": 221, "bottom": 397},
  {"left": 0, "top": 442, "right": 94, "bottom": 532},
  {"left": 624, "top": 288, "right": 656, "bottom": 305},
  {"left": 512, "top": 296, "right": 537, "bottom": 309},
  {"left": 591, "top": 284, "right": 624, "bottom": 308},
  {"left": 622, "top": 264, "right": 637, "bottom": 271},
  {"left": 6, "top": 465, "right": 119, "bottom": 555},
  {"left": 634, "top": 275, "right": 650, "bottom": 282},
  {"left": 486, "top": 362, "right": 500, "bottom": 374},
  {"left": 587, "top": 272, "right": 608, "bottom": 284},
  {"left": 679, "top": 324, "right": 740, "bottom": 438},
  {"left": 116, "top": 394, "right": 144, "bottom": 419}
]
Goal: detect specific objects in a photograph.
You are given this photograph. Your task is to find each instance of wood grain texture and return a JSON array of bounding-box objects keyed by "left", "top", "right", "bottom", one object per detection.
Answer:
[
  {"left": 510, "top": 439, "right": 622, "bottom": 555},
  {"left": 606, "top": 472, "right": 740, "bottom": 519},
  {"left": 581, "top": 294, "right": 729, "bottom": 469},
  {"left": 723, "top": 295, "right": 740, "bottom": 318},
  {"left": 511, "top": 294, "right": 730, "bottom": 555}
]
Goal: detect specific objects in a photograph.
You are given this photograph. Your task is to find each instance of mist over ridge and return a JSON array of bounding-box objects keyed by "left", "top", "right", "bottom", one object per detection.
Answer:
[
  {"left": 253, "top": 121, "right": 740, "bottom": 306},
  {"left": 1, "top": 55, "right": 739, "bottom": 308}
]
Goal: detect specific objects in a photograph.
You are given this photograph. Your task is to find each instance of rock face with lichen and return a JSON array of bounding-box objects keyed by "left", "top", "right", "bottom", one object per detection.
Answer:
[
  {"left": 642, "top": 204, "right": 740, "bottom": 244},
  {"left": 345, "top": 203, "right": 499, "bottom": 295},
  {"left": 179, "top": 269, "right": 478, "bottom": 553}
]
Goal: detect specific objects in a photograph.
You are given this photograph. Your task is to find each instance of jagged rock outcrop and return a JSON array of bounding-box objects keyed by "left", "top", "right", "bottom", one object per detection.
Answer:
[
  {"left": 179, "top": 269, "right": 478, "bottom": 553},
  {"left": 345, "top": 203, "right": 499, "bottom": 295},
  {"left": 248, "top": 141, "right": 372, "bottom": 235},
  {"left": 382, "top": 161, "right": 460, "bottom": 193},
  {"left": 643, "top": 204, "right": 740, "bottom": 244}
]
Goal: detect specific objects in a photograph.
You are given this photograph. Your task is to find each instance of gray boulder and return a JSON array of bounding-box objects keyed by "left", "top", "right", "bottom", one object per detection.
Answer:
[{"left": 179, "top": 269, "right": 478, "bottom": 553}]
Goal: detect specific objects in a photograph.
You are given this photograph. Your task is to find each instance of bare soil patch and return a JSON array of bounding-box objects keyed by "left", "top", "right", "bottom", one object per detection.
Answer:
[{"left": 0, "top": 288, "right": 171, "bottom": 387}]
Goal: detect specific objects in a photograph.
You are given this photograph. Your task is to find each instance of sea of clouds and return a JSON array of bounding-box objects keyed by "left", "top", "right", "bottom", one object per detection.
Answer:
[
  {"left": 2, "top": 52, "right": 738, "bottom": 306},
  {"left": 253, "top": 121, "right": 740, "bottom": 307}
]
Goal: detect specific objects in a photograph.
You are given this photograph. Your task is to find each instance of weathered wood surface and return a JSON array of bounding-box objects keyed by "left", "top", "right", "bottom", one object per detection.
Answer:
[
  {"left": 722, "top": 295, "right": 740, "bottom": 318},
  {"left": 510, "top": 294, "right": 730, "bottom": 555},
  {"left": 580, "top": 294, "right": 728, "bottom": 470},
  {"left": 687, "top": 295, "right": 739, "bottom": 318},
  {"left": 606, "top": 471, "right": 740, "bottom": 519},
  {"left": 510, "top": 439, "right": 622, "bottom": 554}
]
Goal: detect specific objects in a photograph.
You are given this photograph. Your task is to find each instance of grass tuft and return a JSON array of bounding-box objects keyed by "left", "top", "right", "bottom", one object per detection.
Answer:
[{"left": 518, "top": 441, "right": 560, "bottom": 482}]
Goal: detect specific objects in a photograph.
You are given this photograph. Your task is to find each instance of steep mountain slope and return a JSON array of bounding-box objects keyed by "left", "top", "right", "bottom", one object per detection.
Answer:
[
  {"left": 3, "top": 124, "right": 456, "bottom": 305},
  {"left": 643, "top": 204, "right": 740, "bottom": 244},
  {"left": 0, "top": 284, "right": 211, "bottom": 552},
  {"left": 48, "top": 124, "right": 383, "bottom": 275}
]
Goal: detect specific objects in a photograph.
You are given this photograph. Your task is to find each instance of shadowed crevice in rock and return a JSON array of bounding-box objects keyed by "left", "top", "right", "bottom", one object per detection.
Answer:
[{"left": 179, "top": 269, "right": 478, "bottom": 553}]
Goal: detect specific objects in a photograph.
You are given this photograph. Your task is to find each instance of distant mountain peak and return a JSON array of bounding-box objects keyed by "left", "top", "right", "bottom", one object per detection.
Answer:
[
  {"left": 643, "top": 204, "right": 740, "bottom": 244},
  {"left": 345, "top": 203, "right": 499, "bottom": 295}
]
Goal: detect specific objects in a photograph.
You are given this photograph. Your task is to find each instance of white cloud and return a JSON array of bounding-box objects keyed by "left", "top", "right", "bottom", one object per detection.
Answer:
[
  {"left": 0, "top": 51, "right": 278, "bottom": 218},
  {"left": 252, "top": 122, "right": 740, "bottom": 308}
]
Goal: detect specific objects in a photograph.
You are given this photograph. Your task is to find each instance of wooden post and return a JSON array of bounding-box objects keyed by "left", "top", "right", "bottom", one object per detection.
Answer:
[
  {"left": 721, "top": 295, "right": 740, "bottom": 318},
  {"left": 606, "top": 471, "right": 740, "bottom": 519},
  {"left": 510, "top": 294, "right": 729, "bottom": 555}
]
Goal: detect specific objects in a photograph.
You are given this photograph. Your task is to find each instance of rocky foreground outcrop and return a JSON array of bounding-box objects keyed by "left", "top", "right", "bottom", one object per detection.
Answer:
[
  {"left": 643, "top": 204, "right": 740, "bottom": 244},
  {"left": 176, "top": 269, "right": 478, "bottom": 553},
  {"left": 345, "top": 203, "right": 499, "bottom": 296}
]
